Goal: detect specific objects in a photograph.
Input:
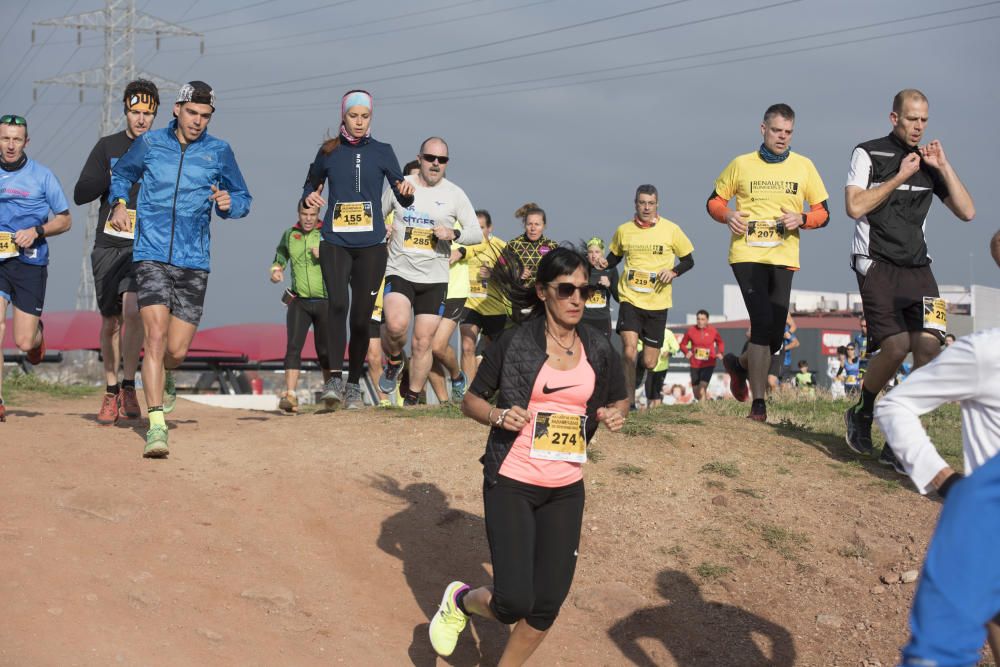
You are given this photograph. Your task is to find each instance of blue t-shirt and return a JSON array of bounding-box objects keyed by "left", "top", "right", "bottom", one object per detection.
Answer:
[
  {"left": 782, "top": 327, "right": 797, "bottom": 366},
  {"left": 843, "top": 358, "right": 861, "bottom": 387},
  {"left": 0, "top": 159, "right": 69, "bottom": 266}
]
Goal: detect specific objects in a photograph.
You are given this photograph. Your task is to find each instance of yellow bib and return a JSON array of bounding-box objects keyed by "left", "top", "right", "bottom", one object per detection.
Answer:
[
  {"left": 923, "top": 297, "right": 947, "bottom": 333},
  {"left": 0, "top": 232, "right": 18, "bottom": 259},
  {"left": 332, "top": 201, "right": 373, "bottom": 232},
  {"left": 104, "top": 208, "right": 136, "bottom": 240}
]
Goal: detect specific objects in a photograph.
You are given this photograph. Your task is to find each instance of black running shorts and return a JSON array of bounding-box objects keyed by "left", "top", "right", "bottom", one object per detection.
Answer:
[
  {"left": 134, "top": 260, "right": 208, "bottom": 326},
  {"left": 0, "top": 258, "right": 46, "bottom": 315},
  {"left": 616, "top": 301, "right": 668, "bottom": 348},
  {"left": 383, "top": 275, "right": 446, "bottom": 317},
  {"left": 91, "top": 245, "right": 136, "bottom": 317},
  {"left": 462, "top": 309, "right": 508, "bottom": 339},
  {"left": 857, "top": 260, "right": 944, "bottom": 352}
]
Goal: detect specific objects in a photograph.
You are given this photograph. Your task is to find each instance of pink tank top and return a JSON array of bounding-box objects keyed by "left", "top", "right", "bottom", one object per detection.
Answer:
[{"left": 499, "top": 345, "right": 596, "bottom": 487}]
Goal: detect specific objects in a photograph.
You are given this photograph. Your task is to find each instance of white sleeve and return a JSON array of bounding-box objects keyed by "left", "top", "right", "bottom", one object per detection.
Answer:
[
  {"left": 845, "top": 147, "right": 872, "bottom": 190},
  {"left": 454, "top": 188, "right": 482, "bottom": 246},
  {"left": 875, "top": 338, "right": 981, "bottom": 494},
  {"left": 380, "top": 185, "right": 394, "bottom": 220}
]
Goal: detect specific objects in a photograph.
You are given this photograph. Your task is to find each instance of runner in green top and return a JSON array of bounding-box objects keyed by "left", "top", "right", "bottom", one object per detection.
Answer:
[{"left": 270, "top": 202, "right": 332, "bottom": 412}]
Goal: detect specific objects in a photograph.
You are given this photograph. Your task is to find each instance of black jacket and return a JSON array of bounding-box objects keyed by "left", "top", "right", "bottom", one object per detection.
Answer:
[{"left": 468, "top": 316, "right": 628, "bottom": 487}]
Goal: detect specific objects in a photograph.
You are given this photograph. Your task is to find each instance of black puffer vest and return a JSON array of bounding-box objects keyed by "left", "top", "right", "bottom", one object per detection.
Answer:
[{"left": 480, "top": 316, "right": 619, "bottom": 487}]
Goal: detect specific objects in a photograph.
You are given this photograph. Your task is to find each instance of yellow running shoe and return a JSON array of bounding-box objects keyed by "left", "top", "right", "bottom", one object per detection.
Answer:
[{"left": 428, "top": 581, "right": 469, "bottom": 657}]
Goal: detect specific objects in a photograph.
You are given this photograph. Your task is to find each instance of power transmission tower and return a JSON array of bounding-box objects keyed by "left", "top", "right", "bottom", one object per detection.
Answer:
[{"left": 33, "top": 0, "right": 202, "bottom": 311}]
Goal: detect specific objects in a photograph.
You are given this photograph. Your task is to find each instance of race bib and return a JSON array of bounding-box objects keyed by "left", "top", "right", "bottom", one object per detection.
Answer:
[
  {"left": 469, "top": 276, "right": 487, "bottom": 299},
  {"left": 923, "top": 297, "right": 947, "bottom": 332},
  {"left": 402, "top": 226, "right": 435, "bottom": 254},
  {"left": 530, "top": 411, "right": 587, "bottom": 463},
  {"left": 371, "top": 304, "right": 383, "bottom": 322},
  {"left": 694, "top": 347, "right": 710, "bottom": 361},
  {"left": 0, "top": 232, "right": 17, "bottom": 259},
  {"left": 104, "top": 208, "right": 136, "bottom": 240},
  {"left": 745, "top": 220, "right": 783, "bottom": 248},
  {"left": 585, "top": 290, "right": 607, "bottom": 309},
  {"left": 625, "top": 269, "right": 657, "bottom": 293},
  {"left": 332, "top": 201, "right": 373, "bottom": 232},
  {"left": 846, "top": 375, "right": 858, "bottom": 385}
]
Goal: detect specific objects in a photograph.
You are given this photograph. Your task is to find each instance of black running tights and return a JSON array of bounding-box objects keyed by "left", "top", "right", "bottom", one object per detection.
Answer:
[{"left": 285, "top": 297, "right": 331, "bottom": 370}]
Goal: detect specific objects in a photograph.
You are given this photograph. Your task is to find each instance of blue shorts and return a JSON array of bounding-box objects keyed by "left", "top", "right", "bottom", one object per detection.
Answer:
[{"left": 0, "top": 258, "right": 47, "bottom": 315}]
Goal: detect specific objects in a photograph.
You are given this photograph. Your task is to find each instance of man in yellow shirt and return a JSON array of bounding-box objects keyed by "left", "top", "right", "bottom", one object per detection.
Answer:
[
  {"left": 605, "top": 184, "right": 694, "bottom": 406},
  {"left": 707, "top": 103, "right": 830, "bottom": 422}
]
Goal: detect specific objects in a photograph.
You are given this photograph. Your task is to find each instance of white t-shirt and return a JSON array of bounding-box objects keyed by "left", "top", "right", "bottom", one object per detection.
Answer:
[
  {"left": 382, "top": 175, "right": 481, "bottom": 284},
  {"left": 875, "top": 329, "right": 1000, "bottom": 494}
]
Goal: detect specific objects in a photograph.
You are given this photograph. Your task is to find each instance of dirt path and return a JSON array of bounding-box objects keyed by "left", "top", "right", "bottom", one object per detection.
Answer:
[{"left": 0, "top": 396, "right": 946, "bottom": 666}]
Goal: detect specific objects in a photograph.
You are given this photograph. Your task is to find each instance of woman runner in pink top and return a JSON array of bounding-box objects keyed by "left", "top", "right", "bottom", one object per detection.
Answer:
[{"left": 427, "top": 246, "right": 630, "bottom": 664}]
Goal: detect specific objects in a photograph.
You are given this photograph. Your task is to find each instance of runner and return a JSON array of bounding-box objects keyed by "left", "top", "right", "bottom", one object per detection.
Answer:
[
  {"left": 302, "top": 90, "right": 415, "bottom": 409},
  {"left": 852, "top": 315, "right": 869, "bottom": 379},
  {"left": 459, "top": 210, "right": 507, "bottom": 384},
  {"left": 771, "top": 316, "right": 799, "bottom": 391},
  {"left": 74, "top": 79, "right": 159, "bottom": 425},
  {"left": 944, "top": 333, "right": 956, "bottom": 347},
  {"left": 605, "top": 184, "right": 695, "bottom": 408},
  {"left": 844, "top": 89, "right": 975, "bottom": 467},
  {"left": 270, "top": 201, "right": 331, "bottom": 413},
  {"left": 502, "top": 202, "right": 558, "bottom": 291},
  {"left": 843, "top": 343, "right": 861, "bottom": 396},
  {"left": 0, "top": 114, "right": 72, "bottom": 423},
  {"left": 642, "top": 326, "right": 680, "bottom": 408},
  {"left": 680, "top": 309, "right": 724, "bottom": 401},
  {"left": 828, "top": 345, "right": 848, "bottom": 399},
  {"left": 707, "top": 103, "right": 831, "bottom": 422},
  {"left": 580, "top": 236, "right": 618, "bottom": 339},
  {"left": 109, "top": 81, "right": 252, "bottom": 457},
  {"left": 429, "top": 247, "right": 629, "bottom": 662},
  {"left": 378, "top": 137, "right": 482, "bottom": 406},
  {"left": 875, "top": 328, "right": 1000, "bottom": 661}
]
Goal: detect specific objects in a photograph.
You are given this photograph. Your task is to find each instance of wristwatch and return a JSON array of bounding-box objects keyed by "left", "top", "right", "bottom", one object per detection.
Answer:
[{"left": 34, "top": 225, "right": 45, "bottom": 238}]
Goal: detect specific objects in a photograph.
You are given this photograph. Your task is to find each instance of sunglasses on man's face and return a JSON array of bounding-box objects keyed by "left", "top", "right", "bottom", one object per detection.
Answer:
[
  {"left": 420, "top": 153, "right": 449, "bottom": 164},
  {"left": 0, "top": 114, "right": 27, "bottom": 126},
  {"left": 549, "top": 282, "right": 595, "bottom": 300}
]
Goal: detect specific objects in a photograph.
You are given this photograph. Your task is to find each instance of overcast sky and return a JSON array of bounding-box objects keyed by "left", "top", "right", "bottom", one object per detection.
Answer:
[{"left": 4, "top": 0, "right": 999, "bottom": 326}]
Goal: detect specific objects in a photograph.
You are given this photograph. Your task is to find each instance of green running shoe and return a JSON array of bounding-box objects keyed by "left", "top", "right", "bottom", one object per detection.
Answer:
[
  {"left": 143, "top": 425, "right": 169, "bottom": 459},
  {"left": 163, "top": 371, "right": 177, "bottom": 414},
  {"left": 429, "top": 581, "right": 469, "bottom": 657}
]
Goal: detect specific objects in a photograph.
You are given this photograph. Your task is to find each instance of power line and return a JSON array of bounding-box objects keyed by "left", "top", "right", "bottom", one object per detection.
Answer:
[
  {"left": 224, "top": 0, "right": 796, "bottom": 101},
  {"left": 184, "top": 0, "right": 297, "bottom": 23},
  {"left": 190, "top": 0, "right": 363, "bottom": 31},
  {"left": 0, "top": 0, "right": 31, "bottom": 50},
  {"left": 223, "top": 0, "right": 708, "bottom": 94},
  {"left": 0, "top": 0, "right": 83, "bottom": 102}
]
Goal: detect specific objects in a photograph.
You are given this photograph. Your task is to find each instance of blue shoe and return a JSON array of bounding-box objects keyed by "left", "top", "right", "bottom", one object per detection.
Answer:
[
  {"left": 450, "top": 372, "right": 467, "bottom": 403},
  {"left": 379, "top": 358, "right": 405, "bottom": 394}
]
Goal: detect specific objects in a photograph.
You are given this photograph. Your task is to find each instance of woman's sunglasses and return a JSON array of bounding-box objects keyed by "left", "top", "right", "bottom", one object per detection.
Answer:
[{"left": 549, "top": 282, "right": 595, "bottom": 300}]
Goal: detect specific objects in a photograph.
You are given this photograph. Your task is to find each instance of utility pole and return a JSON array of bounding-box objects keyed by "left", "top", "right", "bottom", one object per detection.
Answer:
[{"left": 33, "top": 0, "right": 202, "bottom": 311}]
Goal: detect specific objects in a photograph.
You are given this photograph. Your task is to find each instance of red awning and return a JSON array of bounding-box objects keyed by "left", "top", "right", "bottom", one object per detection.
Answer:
[
  {"left": 1, "top": 310, "right": 103, "bottom": 351},
  {"left": 190, "top": 323, "right": 320, "bottom": 363}
]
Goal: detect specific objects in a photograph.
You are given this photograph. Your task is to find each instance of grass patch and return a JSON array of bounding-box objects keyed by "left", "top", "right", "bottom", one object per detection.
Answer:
[
  {"left": 695, "top": 562, "right": 733, "bottom": 580},
  {"left": 700, "top": 461, "right": 740, "bottom": 478},
  {"left": 614, "top": 463, "right": 646, "bottom": 477},
  {"left": 776, "top": 466, "right": 791, "bottom": 475},
  {"left": 705, "top": 479, "right": 726, "bottom": 490},
  {"left": 735, "top": 487, "right": 765, "bottom": 499},
  {"left": 2, "top": 370, "right": 97, "bottom": 404},
  {"left": 757, "top": 522, "right": 809, "bottom": 560},
  {"left": 387, "top": 403, "right": 465, "bottom": 419},
  {"left": 838, "top": 534, "right": 872, "bottom": 560},
  {"left": 621, "top": 420, "right": 655, "bottom": 437},
  {"left": 827, "top": 461, "right": 863, "bottom": 478},
  {"left": 867, "top": 478, "right": 903, "bottom": 494},
  {"left": 588, "top": 447, "right": 605, "bottom": 463}
]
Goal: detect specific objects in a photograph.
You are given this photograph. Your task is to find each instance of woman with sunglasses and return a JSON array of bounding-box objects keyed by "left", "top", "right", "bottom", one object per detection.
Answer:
[
  {"left": 429, "top": 246, "right": 629, "bottom": 663},
  {"left": 581, "top": 236, "right": 619, "bottom": 339},
  {"left": 302, "top": 90, "right": 415, "bottom": 409}
]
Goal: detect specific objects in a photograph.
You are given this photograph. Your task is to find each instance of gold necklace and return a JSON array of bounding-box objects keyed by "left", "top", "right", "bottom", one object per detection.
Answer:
[{"left": 545, "top": 325, "right": 577, "bottom": 356}]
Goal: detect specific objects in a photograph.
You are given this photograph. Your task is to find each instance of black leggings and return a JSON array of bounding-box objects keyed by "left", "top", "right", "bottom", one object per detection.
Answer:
[
  {"left": 318, "top": 241, "right": 387, "bottom": 383},
  {"left": 484, "top": 475, "right": 585, "bottom": 631},
  {"left": 731, "top": 262, "right": 794, "bottom": 354},
  {"left": 285, "top": 297, "right": 331, "bottom": 370}
]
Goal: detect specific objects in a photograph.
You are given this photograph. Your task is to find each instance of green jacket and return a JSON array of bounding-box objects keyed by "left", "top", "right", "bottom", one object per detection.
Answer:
[{"left": 272, "top": 225, "right": 326, "bottom": 299}]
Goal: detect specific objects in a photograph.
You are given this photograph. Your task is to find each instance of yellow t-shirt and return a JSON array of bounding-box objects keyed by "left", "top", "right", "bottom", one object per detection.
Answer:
[
  {"left": 713, "top": 151, "right": 829, "bottom": 268},
  {"left": 465, "top": 236, "right": 507, "bottom": 316},
  {"left": 447, "top": 221, "right": 470, "bottom": 300},
  {"left": 610, "top": 217, "right": 694, "bottom": 311}
]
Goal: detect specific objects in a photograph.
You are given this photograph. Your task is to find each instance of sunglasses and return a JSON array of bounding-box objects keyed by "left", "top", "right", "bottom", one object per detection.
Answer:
[
  {"left": 420, "top": 153, "right": 449, "bottom": 164},
  {"left": 0, "top": 114, "right": 26, "bottom": 126},
  {"left": 549, "top": 282, "right": 595, "bottom": 300}
]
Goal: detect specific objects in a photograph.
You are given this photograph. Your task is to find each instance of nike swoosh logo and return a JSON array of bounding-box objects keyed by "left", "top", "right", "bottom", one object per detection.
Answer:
[
  {"left": 542, "top": 383, "right": 580, "bottom": 394},
  {"left": 370, "top": 290, "right": 378, "bottom": 296}
]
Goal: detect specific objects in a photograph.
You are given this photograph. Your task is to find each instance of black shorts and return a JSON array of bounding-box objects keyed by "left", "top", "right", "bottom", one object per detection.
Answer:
[
  {"left": 616, "top": 301, "right": 668, "bottom": 348},
  {"left": 442, "top": 297, "right": 465, "bottom": 322},
  {"left": 731, "top": 262, "right": 794, "bottom": 355},
  {"left": 462, "top": 309, "right": 508, "bottom": 339},
  {"left": 857, "top": 260, "right": 944, "bottom": 352},
  {"left": 690, "top": 366, "right": 715, "bottom": 385},
  {"left": 91, "top": 245, "right": 136, "bottom": 317},
  {"left": 134, "top": 260, "right": 209, "bottom": 326},
  {"left": 768, "top": 353, "right": 782, "bottom": 378},
  {"left": 645, "top": 369, "right": 667, "bottom": 400},
  {"left": 383, "top": 275, "right": 446, "bottom": 317},
  {"left": 0, "top": 259, "right": 46, "bottom": 315}
]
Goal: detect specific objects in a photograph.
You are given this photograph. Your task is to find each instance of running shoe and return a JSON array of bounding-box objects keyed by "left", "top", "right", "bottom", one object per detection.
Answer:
[
  {"left": 378, "top": 398, "right": 392, "bottom": 408},
  {"left": 379, "top": 357, "right": 405, "bottom": 394},
  {"left": 878, "top": 442, "right": 906, "bottom": 475},
  {"left": 119, "top": 386, "right": 141, "bottom": 420},
  {"left": 344, "top": 382, "right": 364, "bottom": 410},
  {"left": 320, "top": 376, "right": 343, "bottom": 407},
  {"left": 747, "top": 400, "right": 767, "bottom": 422},
  {"left": 402, "top": 387, "right": 420, "bottom": 407},
  {"left": 723, "top": 353, "right": 748, "bottom": 402},
  {"left": 143, "top": 425, "right": 169, "bottom": 458},
  {"left": 26, "top": 321, "right": 45, "bottom": 365},
  {"left": 163, "top": 371, "right": 177, "bottom": 415},
  {"left": 450, "top": 371, "right": 468, "bottom": 404},
  {"left": 97, "top": 392, "right": 119, "bottom": 425},
  {"left": 429, "top": 581, "right": 469, "bottom": 657},
  {"left": 278, "top": 391, "right": 298, "bottom": 413},
  {"left": 844, "top": 407, "right": 875, "bottom": 457}
]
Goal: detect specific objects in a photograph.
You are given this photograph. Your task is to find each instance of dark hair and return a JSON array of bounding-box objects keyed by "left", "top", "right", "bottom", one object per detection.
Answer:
[
  {"left": 892, "top": 88, "right": 928, "bottom": 114},
  {"left": 402, "top": 159, "right": 420, "bottom": 175},
  {"left": 491, "top": 245, "right": 588, "bottom": 323},
  {"left": 476, "top": 209, "right": 493, "bottom": 228},
  {"left": 836, "top": 345, "right": 847, "bottom": 355},
  {"left": 763, "top": 103, "right": 795, "bottom": 123},
  {"left": 696, "top": 309, "right": 709, "bottom": 318},
  {"left": 419, "top": 136, "right": 448, "bottom": 154},
  {"left": 797, "top": 360, "right": 809, "bottom": 368},
  {"left": 634, "top": 184, "right": 658, "bottom": 202},
  {"left": 320, "top": 132, "right": 341, "bottom": 156},
  {"left": 122, "top": 78, "right": 160, "bottom": 113},
  {"left": 945, "top": 333, "right": 956, "bottom": 342},
  {"left": 514, "top": 201, "right": 546, "bottom": 225}
]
